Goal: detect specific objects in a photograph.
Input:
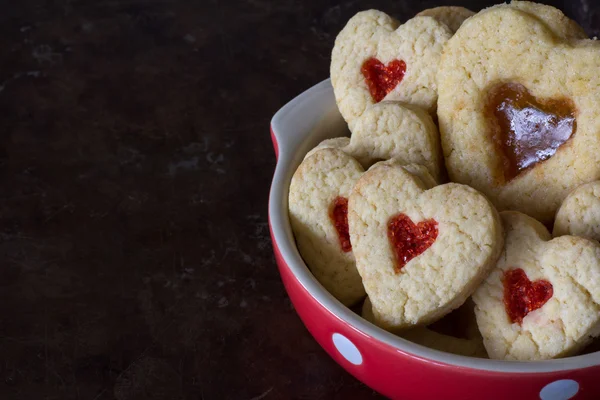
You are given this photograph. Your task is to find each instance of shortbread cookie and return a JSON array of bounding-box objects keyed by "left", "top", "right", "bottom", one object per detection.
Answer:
[
  {"left": 305, "top": 102, "right": 443, "bottom": 180},
  {"left": 305, "top": 137, "right": 350, "bottom": 160},
  {"left": 554, "top": 181, "right": 600, "bottom": 241},
  {"left": 438, "top": 2, "right": 597, "bottom": 223},
  {"left": 288, "top": 149, "right": 366, "bottom": 306},
  {"left": 416, "top": 6, "right": 474, "bottom": 33},
  {"left": 348, "top": 160, "right": 503, "bottom": 330},
  {"left": 362, "top": 297, "right": 487, "bottom": 357},
  {"left": 473, "top": 211, "right": 600, "bottom": 360},
  {"left": 490, "top": 1, "right": 587, "bottom": 40},
  {"left": 331, "top": 11, "right": 452, "bottom": 128}
]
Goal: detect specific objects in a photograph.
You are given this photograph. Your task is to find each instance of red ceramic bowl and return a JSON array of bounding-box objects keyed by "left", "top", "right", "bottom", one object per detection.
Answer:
[{"left": 268, "top": 79, "right": 600, "bottom": 400}]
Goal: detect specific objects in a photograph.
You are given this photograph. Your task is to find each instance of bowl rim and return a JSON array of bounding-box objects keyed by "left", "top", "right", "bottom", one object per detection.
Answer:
[{"left": 269, "top": 78, "right": 600, "bottom": 374}]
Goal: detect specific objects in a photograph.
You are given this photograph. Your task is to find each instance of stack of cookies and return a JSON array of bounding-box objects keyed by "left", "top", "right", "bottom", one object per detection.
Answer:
[{"left": 288, "top": 1, "right": 600, "bottom": 361}]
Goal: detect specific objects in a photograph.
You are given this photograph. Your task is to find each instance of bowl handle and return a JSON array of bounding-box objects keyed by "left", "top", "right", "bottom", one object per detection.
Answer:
[
  {"left": 270, "top": 79, "right": 340, "bottom": 163},
  {"left": 270, "top": 125, "right": 280, "bottom": 160}
]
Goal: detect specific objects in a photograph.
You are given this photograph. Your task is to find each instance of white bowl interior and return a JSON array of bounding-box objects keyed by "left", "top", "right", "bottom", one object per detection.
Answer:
[{"left": 269, "top": 79, "right": 600, "bottom": 373}]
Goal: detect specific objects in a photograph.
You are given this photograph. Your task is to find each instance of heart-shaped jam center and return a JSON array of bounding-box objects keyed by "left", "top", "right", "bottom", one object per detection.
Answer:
[
  {"left": 487, "top": 83, "right": 576, "bottom": 182},
  {"left": 503, "top": 268, "right": 553, "bottom": 325},
  {"left": 330, "top": 196, "right": 351, "bottom": 252},
  {"left": 361, "top": 57, "right": 407, "bottom": 103},
  {"left": 387, "top": 213, "right": 438, "bottom": 273}
]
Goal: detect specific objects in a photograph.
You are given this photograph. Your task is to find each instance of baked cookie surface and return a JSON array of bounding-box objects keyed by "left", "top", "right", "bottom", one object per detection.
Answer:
[
  {"left": 438, "top": 2, "right": 597, "bottom": 223},
  {"left": 473, "top": 211, "right": 600, "bottom": 360},
  {"left": 331, "top": 11, "right": 452, "bottom": 128},
  {"left": 288, "top": 149, "right": 366, "bottom": 306},
  {"left": 488, "top": 1, "right": 587, "bottom": 40},
  {"left": 416, "top": 6, "right": 474, "bottom": 33},
  {"left": 305, "top": 102, "right": 443, "bottom": 181},
  {"left": 554, "top": 181, "right": 600, "bottom": 241},
  {"left": 348, "top": 160, "right": 503, "bottom": 330}
]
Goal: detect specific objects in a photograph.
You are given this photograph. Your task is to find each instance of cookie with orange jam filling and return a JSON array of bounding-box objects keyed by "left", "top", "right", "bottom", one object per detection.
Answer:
[{"left": 438, "top": 2, "right": 596, "bottom": 223}]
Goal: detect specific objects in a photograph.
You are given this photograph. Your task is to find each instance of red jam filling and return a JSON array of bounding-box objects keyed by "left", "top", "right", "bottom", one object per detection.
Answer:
[
  {"left": 487, "top": 83, "right": 576, "bottom": 182},
  {"left": 361, "top": 57, "right": 407, "bottom": 103},
  {"left": 387, "top": 213, "right": 438, "bottom": 273},
  {"left": 330, "top": 197, "right": 351, "bottom": 252},
  {"left": 503, "top": 268, "right": 553, "bottom": 325}
]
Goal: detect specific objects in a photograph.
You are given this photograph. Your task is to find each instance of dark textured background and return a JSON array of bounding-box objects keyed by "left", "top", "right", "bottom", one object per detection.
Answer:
[{"left": 0, "top": 1, "right": 598, "bottom": 399}]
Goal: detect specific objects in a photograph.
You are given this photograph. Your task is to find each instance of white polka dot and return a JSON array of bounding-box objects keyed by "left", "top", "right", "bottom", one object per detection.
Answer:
[
  {"left": 332, "top": 333, "right": 363, "bottom": 365},
  {"left": 539, "top": 380, "right": 579, "bottom": 400}
]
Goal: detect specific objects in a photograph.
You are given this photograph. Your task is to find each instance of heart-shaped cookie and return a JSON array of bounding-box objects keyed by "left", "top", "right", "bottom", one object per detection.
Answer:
[
  {"left": 348, "top": 160, "right": 503, "bottom": 329},
  {"left": 362, "top": 297, "right": 487, "bottom": 357},
  {"left": 416, "top": 6, "right": 474, "bottom": 33},
  {"left": 289, "top": 151, "right": 437, "bottom": 306},
  {"left": 438, "top": 2, "right": 597, "bottom": 223},
  {"left": 305, "top": 102, "right": 443, "bottom": 181},
  {"left": 473, "top": 211, "right": 600, "bottom": 360},
  {"left": 331, "top": 11, "right": 452, "bottom": 129},
  {"left": 554, "top": 181, "right": 600, "bottom": 242},
  {"left": 288, "top": 148, "right": 366, "bottom": 306}
]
